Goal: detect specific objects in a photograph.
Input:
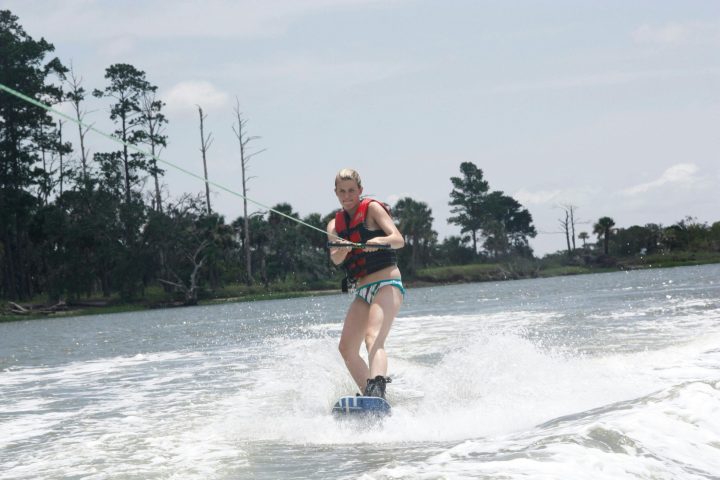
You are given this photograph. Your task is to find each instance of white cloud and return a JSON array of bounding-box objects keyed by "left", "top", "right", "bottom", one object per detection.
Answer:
[
  {"left": 514, "top": 189, "right": 563, "bottom": 206},
  {"left": 622, "top": 163, "right": 700, "bottom": 196},
  {"left": 164, "top": 81, "right": 230, "bottom": 115},
  {"left": 513, "top": 187, "right": 600, "bottom": 207},
  {"left": 632, "top": 22, "right": 720, "bottom": 46},
  {"left": 633, "top": 24, "right": 688, "bottom": 44}
]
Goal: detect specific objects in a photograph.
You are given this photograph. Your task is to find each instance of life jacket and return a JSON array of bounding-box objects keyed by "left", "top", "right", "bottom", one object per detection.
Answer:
[{"left": 334, "top": 198, "right": 398, "bottom": 282}]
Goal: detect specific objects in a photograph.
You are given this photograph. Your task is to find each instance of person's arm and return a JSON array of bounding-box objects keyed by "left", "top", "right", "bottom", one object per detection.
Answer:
[
  {"left": 365, "top": 202, "right": 405, "bottom": 250},
  {"left": 327, "top": 219, "right": 353, "bottom": 265}
]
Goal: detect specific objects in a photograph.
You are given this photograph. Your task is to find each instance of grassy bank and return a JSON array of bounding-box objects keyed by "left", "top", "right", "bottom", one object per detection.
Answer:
[
  {"left": 616, "top": 251, "right": 720, "bottom": 269},
  {"left": 0, "top": 280, "right": 340, "bottom": 322},
  {"left": 415, "top": 251, "right": 720, "bottom": 284},
  {"left": 413, "top": 262, "right": 585, "bottom": 284}
]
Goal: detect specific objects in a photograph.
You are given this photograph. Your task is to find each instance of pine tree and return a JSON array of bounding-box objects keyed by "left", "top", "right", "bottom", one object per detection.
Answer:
[{"left": 0, "top": 10, "right": 66, "bottom": 299}]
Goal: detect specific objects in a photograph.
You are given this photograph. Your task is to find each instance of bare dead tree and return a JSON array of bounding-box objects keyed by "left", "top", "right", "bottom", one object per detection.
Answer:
[
  {"left": 140, "top": 91, "right": 168, "bottom": 212},
  {"left": 558, "top": 209, "right": 572, "bottom": 256},
  {"left": 197, "top": 105, "right": 213, "bottom": 215},
  {"left": 557, "top": 204, "right": 579, "bottom": 256},
  {"left": 158, "top": 240, "right": 210, "bottom": 306},
  {"left": 232, "top": 98, "right": 266, "bottom": 285},
  {"left": 568, "top": 204, "right": 577, "bottom": 251},
  {"left": 64, "top": 63, "right": 92, "bottom": 180},
  {"left": 38, "top": 123, "right": 51, "bottom": 206},
  {"left": 36, "top": 122, "right": 64, "bottom": 206},
  {"left": 58, "top": 120, "right": 64, "bottom": 198}
]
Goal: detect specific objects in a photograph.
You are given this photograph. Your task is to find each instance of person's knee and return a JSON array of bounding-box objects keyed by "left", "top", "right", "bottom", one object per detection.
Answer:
[{"left": 365, "top": 332, "right": 382, "bottom": 352}]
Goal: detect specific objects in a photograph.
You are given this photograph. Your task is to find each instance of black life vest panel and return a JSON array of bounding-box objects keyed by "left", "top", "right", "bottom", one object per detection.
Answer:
[{"left": 334, "top": 198, "right": 398, "bottom": 282}]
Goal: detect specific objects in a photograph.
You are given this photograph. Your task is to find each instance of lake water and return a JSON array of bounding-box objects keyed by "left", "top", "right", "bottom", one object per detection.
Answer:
[{"left": 2, "top": 264, "right": 720, "bottom": 479}]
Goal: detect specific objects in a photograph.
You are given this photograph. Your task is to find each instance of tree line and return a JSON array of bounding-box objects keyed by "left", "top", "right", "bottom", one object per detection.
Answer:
[
  {"left": 554, "top": 205, "right": 720, "bottom": 262},
  {"left": 590, "top": 216, "right": 720, "bottom": 258},
  {"left": 1, "top": 10, "right": 539, "bottom": 304},
  {"left": 2, "top": 10, "right": 718, "bottom": 306}
]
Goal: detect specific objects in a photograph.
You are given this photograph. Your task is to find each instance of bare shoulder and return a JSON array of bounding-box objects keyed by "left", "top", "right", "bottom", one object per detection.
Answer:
[
  {"left": 367, "top": 200, "right": 390, "bottom": 217},
  {"left": 367, "top": 200, "right": 392, "bottom": 230},
  {"left": 326, "top": 217, "right": 336, "bottom": 234}
]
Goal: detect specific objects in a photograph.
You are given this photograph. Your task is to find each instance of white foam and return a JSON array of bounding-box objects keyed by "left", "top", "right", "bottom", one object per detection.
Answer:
[
  {"left": 0, "top": 349, "right": 251, "bottom": 479},
  {"left": 370, "top": 380, "right": 720, "bottom": 480},
  {"left": 3, "top": 265, "right": 719, "bottom": 478},
  {"left": 209, "top": 328, "right": 720, "bottom": 447}
]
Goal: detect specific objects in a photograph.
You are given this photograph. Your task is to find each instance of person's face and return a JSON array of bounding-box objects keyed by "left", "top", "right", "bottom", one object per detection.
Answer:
[{"left": 335, "top": 179, "right": 363, "bottom": 211}]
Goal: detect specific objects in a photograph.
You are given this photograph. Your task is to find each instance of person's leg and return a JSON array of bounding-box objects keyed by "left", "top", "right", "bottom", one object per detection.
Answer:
[
  {"left": 365, "top": 285, "right": 403, "bottom": 378},
  {"left": 338, "top": 297, "right": 371, "bottom": 392}
]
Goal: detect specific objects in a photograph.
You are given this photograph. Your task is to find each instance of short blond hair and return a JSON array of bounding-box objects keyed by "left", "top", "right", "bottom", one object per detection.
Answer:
[{"left": 334, "top": 168, "right": 362, "bottom": 188}]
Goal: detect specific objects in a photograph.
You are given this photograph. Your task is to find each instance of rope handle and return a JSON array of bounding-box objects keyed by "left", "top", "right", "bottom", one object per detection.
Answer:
[{"left": 326, "top": 242, "right": 392, "bottom": 250}]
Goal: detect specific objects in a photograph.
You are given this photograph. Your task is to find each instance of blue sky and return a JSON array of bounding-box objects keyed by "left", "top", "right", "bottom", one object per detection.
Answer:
[{"left": 5, "top": 0, "right": 720, "bottom": 255}]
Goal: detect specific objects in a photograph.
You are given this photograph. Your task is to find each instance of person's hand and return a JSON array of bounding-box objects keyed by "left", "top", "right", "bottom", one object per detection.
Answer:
[
  {"left": 330, "top": 239, "right": 355, "bottom": 249},
  {"left": 364, "top": 239, "right": 389, "bottom": 252}
]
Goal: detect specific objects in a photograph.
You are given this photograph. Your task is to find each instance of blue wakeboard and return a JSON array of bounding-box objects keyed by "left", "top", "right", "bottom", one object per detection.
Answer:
[{"left": 332, "top": 396, "right": 391, "bottom": 417}]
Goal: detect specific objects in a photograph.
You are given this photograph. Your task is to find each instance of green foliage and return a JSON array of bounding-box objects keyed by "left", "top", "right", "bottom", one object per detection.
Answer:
[
  {"left": 93, "top": 63, "right": 156, "bottom": 204},
  {"left": 711, "top": 222, "right": 720, "bottom": 251},
  {"left": 480, "top": 191, "right": 536, "bottom": 258},
  {"left": 448, "top": 162, "right": 489, "bottom": 253},
  {"left": 416, "top": 263, "right": 508, "bottom": 283},
  {"left": 610, "top": 224, "right": 661, "bottom": 256},
  {"left": 394, "top": 197, "right": 437, "bottom": 274},
  {"left": 662, "top": 216, "right": 713, "bottom": 252},
  {"left": 448, "top": 162, "right": 536, "bottom": 259},
  {"left": 593, "top": 216, "right": 615, "bottom": 255},
  {"left": 436, "top": 235, "right": 476, "bottom": 265},
  {"left": 587, "top": 216, "right": 719, "bottom": 260},
  {"left": 0, "top": 9, "right": 66, "bottom": 299},
  {"left": 263, "top": 203, "right": 332, "bottom": 283}
]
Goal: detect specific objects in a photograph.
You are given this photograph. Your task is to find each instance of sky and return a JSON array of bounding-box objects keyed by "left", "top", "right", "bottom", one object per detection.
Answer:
[{"left": 4, "top": 0, "right": 720, "bottom": 255}]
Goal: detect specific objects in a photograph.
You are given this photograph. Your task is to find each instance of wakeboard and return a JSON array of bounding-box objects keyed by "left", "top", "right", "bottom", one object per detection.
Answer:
[{"left": 332, "top": 395, "right": 391, "bottom": 417}]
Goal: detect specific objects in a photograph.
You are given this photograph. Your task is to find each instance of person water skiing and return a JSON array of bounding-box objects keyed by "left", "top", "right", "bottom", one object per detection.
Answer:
[{"left": 327, "top": 168, "right": 405, "bottom": 399}]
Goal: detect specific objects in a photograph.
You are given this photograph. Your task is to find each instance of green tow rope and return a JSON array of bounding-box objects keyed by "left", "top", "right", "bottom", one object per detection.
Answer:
[{"left": 0, "top": 82, "right": 342, "bottom": 241}]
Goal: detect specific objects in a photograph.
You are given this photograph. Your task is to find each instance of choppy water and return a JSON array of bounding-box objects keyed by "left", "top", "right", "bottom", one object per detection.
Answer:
[{"left": 2, "top": 264, "right": 720, "bottom": 479}]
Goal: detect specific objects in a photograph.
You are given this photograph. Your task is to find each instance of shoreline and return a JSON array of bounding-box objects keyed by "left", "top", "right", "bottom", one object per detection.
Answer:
[{"left": 3, "top": 256, "right": 719, "bottom": 323}]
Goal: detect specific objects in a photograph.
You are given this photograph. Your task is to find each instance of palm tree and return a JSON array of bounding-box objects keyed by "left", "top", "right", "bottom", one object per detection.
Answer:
[
  {"left": 393, "top": 197, "right": 435, "bottom": 273},
  {"left": 593, "top": 217, "right": 616, "bottom": 255},
  {"left": 578, "top": 231, "right": 589, "bottom": 248}
]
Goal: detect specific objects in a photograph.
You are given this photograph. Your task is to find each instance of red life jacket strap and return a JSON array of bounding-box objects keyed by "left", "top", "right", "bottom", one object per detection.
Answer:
[{"left": 334, "top": 198, "right": 390, "bottom": 235}]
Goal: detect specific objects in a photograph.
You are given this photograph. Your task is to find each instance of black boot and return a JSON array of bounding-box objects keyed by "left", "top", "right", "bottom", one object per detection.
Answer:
[{"left": 363, "top": 375, "right": 391, "bottom": 398}]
